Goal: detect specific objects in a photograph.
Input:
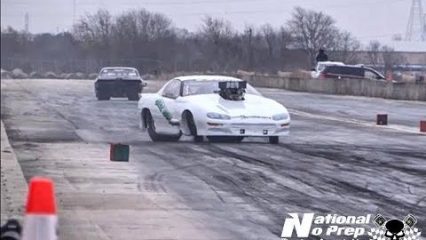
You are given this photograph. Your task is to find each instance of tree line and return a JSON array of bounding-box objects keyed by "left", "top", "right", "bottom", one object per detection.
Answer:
[{"left": 1, "top": 7, "right": 396, "bottom": 75}]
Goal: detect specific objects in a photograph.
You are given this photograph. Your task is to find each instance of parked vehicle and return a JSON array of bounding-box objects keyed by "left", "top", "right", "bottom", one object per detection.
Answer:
[
  {"left": 312, "top": 63, "right": 385, "bottom": 80},
  {"left": 311, "top": 61, "right": 345, "bottom": 78}
]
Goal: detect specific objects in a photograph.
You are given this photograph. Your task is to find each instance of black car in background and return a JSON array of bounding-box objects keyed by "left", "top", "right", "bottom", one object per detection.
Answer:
[
  {"left": 317, "top": 65, "right": 386, "bottom": 80},
  {"left": 95, "top": 67, "right": 146, "bottom": 101}
]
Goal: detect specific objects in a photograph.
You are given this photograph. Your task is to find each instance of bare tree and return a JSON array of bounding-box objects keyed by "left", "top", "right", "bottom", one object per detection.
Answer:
[
  {"left": 113, "top": 11, "right": 174, "bottom": 50},
  {"left": 381, "top": 46, "right": 405, "bottom": 73},
  {"left": 112, "top": 11, "right": 139, "bottom": 59},
  {"left": 330, "top": 31, "right": 360, "bottom": 64},
  {"left": 114, "top": 11, "right": 138, "bottom": 41},
  {"left": 366, "top": 41, "right": 382, "bottom": 67},
  {"left": 112, "top": 10, "right": 174, "bottom": 46},
  {"left": 73, "top": 9, "right": 112, "bottom": 44},
  {"left": 288, "top": 7, "right": 339, "bottom": 65},
  {"left": 199, "top": 16, "right": 238, "bottom": 71},
  {"left": 3, "top": 6, "right": 370, "bottom": 74},
  {"left": 200, "top": 16, "right": 233, "bottom": 44},
  {"left": 72, "top": 8, "right": 177, "bottom": 72},
  {"left": 365, "top": 42, "right": 405, "bottom": 73},
  {"left": 278, "top": 27, "right": 293, "bottom": 53},
  {"left": 73, "top": 9, "right": 114, "bottom": 62},
  {"left": 261, "top": 24, "right": 276, "bottom": 58}
]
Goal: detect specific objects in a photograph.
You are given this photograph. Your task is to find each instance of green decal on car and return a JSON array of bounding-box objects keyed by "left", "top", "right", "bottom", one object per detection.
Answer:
[{"left": 155, "top": 99, "right": 172, "bottom": 121}]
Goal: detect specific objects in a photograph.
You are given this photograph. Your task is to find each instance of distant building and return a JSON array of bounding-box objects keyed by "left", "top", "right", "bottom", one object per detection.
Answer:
[{"left": 356, "top": 51, "right": 426, "bottom": 66}]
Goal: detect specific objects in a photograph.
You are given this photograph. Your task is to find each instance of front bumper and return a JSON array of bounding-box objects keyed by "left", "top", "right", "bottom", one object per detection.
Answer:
[{"left": 196, "top": 119, "right": 290, "bottom": 137}]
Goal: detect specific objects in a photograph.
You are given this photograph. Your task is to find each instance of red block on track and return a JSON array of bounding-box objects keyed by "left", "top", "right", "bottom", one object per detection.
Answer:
[
  {"left": 377, "top": 114, "right": 388, "bottom": 125},
  {"left": 420, "top": 121, "right": 426, "bottom": 133}
]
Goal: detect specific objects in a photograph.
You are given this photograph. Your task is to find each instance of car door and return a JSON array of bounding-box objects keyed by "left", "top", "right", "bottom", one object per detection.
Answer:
[{"left": 153, "top": 79, "right": 181, "bottom": 134}]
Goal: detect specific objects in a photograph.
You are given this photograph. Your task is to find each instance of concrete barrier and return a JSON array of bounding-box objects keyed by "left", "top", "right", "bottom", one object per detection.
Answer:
[
  {"left": 143, "top": 72, "right": 426, "bottom": 101},
  {"left": 238, "top": 75, "right": 426, "bottom": 101},
  {"left": 1, "top": 69, "right": 12, "bottom": 79},
  {"left": 1, "top": 121, "right": 28, "bottom": 225},
  {"left": 11, "top": 69, "right": 28, "bottom": 79}
]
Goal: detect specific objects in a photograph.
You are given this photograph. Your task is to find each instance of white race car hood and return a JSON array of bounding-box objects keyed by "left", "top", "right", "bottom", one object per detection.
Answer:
[{"left": 183, "top": 94, "right": 288, "bottom": 117}]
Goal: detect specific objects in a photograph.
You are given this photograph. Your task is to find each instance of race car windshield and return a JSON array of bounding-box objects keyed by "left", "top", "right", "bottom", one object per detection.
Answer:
[
  {"left": 182, "top": 80, "right": 261, "bottom": 96},
  {"left": 100, "top": 69, "right": 139, "bottom": 78}
]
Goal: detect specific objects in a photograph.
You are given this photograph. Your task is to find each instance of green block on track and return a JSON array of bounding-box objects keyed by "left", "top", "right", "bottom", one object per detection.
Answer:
[{"left": 110, "top": 144, "right": 129, "bottom": 162}]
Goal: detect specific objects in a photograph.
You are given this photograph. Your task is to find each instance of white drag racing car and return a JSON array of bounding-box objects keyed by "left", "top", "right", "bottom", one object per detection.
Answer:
[{"left": 138, "top": 75, "right": 290, "bottom": 144}]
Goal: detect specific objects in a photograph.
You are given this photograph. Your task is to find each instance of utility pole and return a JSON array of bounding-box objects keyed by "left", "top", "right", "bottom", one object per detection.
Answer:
[
  {"left": 246, "top": 27, "right": 253, "bottom": 70},
  {"left": 24, "top": 12, "right": 29, "bottom": 33},
  {"left": 72, "top": 0, "right": 76, "bottom": 24},
  {"left": 423, "top": 13, "right": 426, "bottom": 40},
  {"left": 405, "top": 0, "right": 425, "bottom": 41}
]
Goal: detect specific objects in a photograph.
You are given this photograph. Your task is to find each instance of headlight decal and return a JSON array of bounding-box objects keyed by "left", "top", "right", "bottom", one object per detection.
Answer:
[
  {"left": 272, "top": 113, "right": 289, "bottom": 121},
  {"left": 207, "top": 112, "right": 231, "bottom": 120}
]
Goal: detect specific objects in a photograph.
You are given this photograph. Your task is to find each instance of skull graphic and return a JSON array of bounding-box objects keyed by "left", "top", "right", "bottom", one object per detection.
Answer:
[
  {"left": 369, "top": 214, "right": 421, "bottom": 240},
  {"left": 384, "top": 219, "right": 405, "bottom": 240}
]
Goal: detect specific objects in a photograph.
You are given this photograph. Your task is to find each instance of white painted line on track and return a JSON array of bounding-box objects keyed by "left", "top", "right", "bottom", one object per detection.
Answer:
[{"left": 289, "top": 109, "right": 425, "bottom": 135}]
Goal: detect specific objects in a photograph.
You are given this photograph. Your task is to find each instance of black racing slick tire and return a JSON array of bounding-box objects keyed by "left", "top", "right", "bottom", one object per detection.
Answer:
[
  {"left": 96, "top": 90, "right": 110, "bottom": 101},
  {"left": 268, "top": 136, "right": 279, "bottom": 144},
  {"left": 145, "top": 111, "right": 181, "bottom": 142},
  {"left": 183, "top": 111, "right": 203, "bottom": 142}
]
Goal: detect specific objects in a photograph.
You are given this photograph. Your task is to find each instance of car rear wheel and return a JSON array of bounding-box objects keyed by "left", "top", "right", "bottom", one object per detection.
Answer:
[
  {"left": 96, "top": 90, "right": 110, "bottom": 101},
  {"left": 145, "top": 111, "right": 181, "bottom": 142},
  {"left": 207, "top": 136, "right": 244, "bottom": 143},
  {"left": 268, "top": 136, "right": 279, "bottom": 144},
  {"left": 183, "top": 111, "right": 203, "bottom": 142}
]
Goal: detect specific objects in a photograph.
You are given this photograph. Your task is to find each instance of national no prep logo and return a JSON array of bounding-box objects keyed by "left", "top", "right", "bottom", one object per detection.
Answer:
[
  {"left": 281, "top": 213, "right": 314, "bottom": 238},
  {"left": 280, "top": 213, "right": 422, "bottom": 240}
]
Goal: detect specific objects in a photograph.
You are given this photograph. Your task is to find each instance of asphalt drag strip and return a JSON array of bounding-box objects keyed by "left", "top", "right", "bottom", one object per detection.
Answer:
[{"left": 1, "top": 79, "right": 425, "bottom": 240}]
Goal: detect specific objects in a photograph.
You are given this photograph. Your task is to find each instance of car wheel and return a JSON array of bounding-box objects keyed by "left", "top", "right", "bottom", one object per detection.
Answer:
[
  {"left": 207, "top": 136, "right": 244, "bottom": 143},
  {"left": 268, "top": 136, "right": 279, "bottom": 144},
  {"left": 96, "top": 90, "right": 110, "bottom": 101},
  {"left": 146, "top": 110, "right": 182, "bottom": 142},
  {"left": 183, "top": 111, "right": 203, "bottom": 142}
]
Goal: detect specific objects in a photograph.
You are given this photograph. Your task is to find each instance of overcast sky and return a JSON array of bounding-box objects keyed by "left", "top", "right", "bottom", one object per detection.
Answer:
[{"left": 1, "top": 0, "right": 423, "bottom": 46}]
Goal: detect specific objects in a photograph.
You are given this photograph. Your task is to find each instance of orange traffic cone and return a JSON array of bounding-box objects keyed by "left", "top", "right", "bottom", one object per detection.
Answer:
[{"left": 22, "top": 177, "right": 57, "bottom": 240}]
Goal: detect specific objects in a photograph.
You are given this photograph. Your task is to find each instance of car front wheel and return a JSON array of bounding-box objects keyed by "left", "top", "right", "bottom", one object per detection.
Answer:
[
  {"left": 183, "top": 111, "right": 203, "bottom": 142},
  {"left": 145, "top": 111, "right": 181, "bottom": 142}
]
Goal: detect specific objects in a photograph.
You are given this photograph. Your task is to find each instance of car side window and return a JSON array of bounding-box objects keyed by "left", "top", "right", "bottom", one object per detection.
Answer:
[
  {"left": 162, "top": 80, "right": 181, "bottom": 99},
  {"left": 330, "top": 66, "right": 363, "bottom": 77}
]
